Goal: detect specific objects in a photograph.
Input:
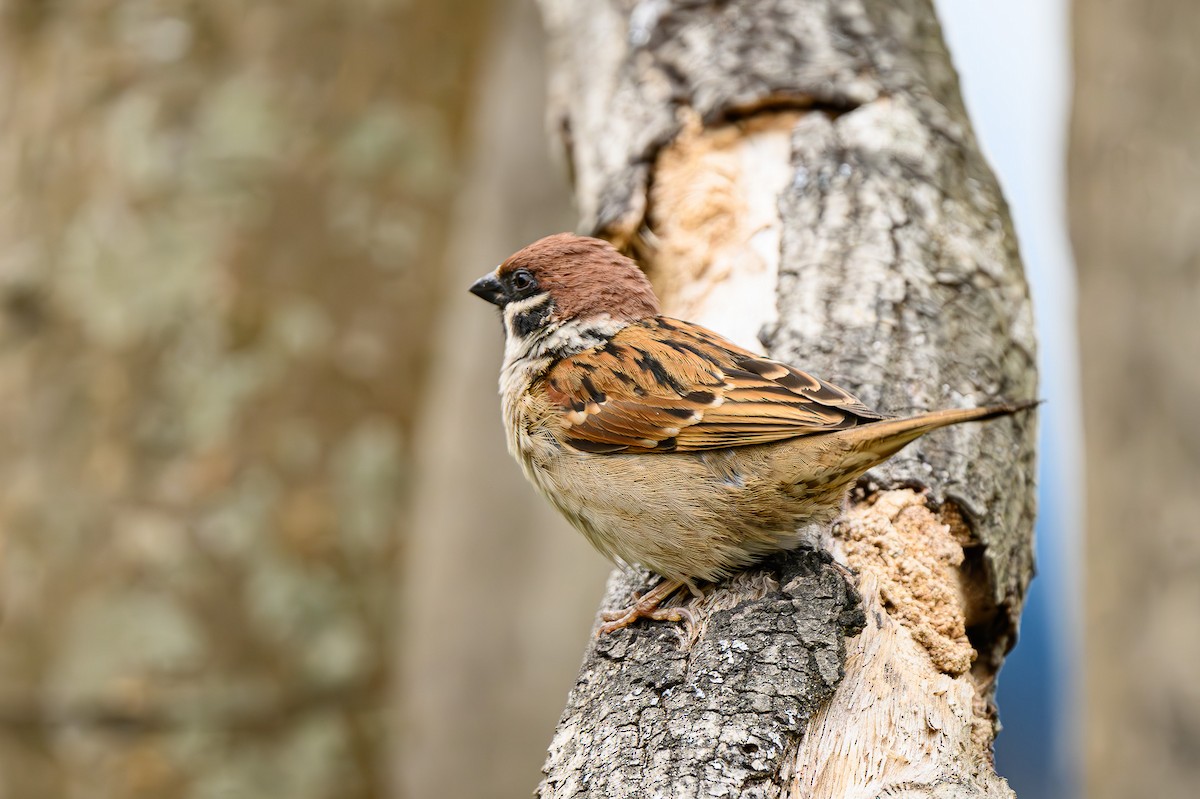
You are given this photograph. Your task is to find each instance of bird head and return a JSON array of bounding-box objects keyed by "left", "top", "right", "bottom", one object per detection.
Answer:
[{"left": 469, "top": 234, "right": 660, "bottom": 347}]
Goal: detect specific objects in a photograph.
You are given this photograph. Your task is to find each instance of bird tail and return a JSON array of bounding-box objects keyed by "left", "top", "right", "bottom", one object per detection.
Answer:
[{"left": 841, "top": 399, "right": 1040, "bottom": 462}]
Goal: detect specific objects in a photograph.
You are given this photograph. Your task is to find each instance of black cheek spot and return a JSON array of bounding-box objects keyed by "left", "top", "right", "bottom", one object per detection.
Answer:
[{"left": 512, "top": 299, "right": 553, "bottom": 337}]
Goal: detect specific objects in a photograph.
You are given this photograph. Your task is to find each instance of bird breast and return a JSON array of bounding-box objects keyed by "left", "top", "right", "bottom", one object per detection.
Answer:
[{"left": 504, "top": 387, "right": 843, "bottom": 584}]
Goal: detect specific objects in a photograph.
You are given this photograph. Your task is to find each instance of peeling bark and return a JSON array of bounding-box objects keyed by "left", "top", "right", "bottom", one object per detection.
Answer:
[{"left": 535, "top": 1, "right": 1037, "bottom": 796}]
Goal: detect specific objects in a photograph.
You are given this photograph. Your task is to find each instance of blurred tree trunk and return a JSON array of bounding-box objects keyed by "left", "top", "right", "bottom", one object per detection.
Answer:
[
  {"left": 394, "top": 1, "right": 607, "bottom": 798},
  {"left": 0, "top": 2, "right": 487, "bottom": 797},
  {"left": 535, "top": 1, "right": 1038, "bottom": 796},
  {"left": 1071, "top": 2, "right": 1200, "bottom": 798}
]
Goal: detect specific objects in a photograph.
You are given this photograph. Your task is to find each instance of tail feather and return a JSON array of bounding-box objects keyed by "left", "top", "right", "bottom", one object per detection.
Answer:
[{"left": 839, "top": 398, "right": 1040, "bottom": 463}]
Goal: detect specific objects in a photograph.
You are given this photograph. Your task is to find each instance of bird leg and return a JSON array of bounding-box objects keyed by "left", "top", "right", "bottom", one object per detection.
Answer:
[{"left": 597, "top": 577, "right": 696, "bottom": 637}]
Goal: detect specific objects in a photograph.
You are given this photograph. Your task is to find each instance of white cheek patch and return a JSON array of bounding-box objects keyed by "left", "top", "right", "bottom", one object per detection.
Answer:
[
  {"left": 503, "top": 293, "right": 554, "bottom": 358},
  {"left": 504, "top": 292, "right": 552, "bottom": 320}
]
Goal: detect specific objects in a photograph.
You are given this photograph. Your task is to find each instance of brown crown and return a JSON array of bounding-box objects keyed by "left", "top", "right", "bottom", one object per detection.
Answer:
[{"left": 499, "top": 233, "right": 660, "bottom": 322}]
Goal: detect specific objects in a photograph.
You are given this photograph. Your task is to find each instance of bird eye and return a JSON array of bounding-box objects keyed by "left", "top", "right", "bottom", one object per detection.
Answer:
[{"left": 510, "top": 269, "right": 537, "bottom": 295}]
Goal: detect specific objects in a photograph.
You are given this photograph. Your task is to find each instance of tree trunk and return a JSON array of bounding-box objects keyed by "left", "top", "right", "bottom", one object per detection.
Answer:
[
  {"left": 534, "top": 1, "right": 1038, "bottom": 796},
  {"left": 1071, "top": 2, "right": 1200, "bottom": 798},
  {"left": 0, "top": 2, "right": 488, "bottom": 797},
  {"left": 395, "top": 1, "right": 608, "bottom": 798}
]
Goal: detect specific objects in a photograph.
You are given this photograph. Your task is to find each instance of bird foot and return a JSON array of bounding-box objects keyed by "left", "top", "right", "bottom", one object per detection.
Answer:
[
  {"left": 597, "top": 578, "right": 697, "bottom": 638},
  {"left": 597, "top": 603, "right": 698, "bottom": 637}
]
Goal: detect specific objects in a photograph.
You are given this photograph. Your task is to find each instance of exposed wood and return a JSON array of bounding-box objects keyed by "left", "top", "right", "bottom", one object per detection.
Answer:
[{"left": 535, "top": 1, "right": 1037, "bottom": 796}]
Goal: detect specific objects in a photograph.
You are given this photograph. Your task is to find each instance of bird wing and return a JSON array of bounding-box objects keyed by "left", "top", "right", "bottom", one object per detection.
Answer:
[{"left": 540, "top": 317, "right": 888, "bottom": 454}]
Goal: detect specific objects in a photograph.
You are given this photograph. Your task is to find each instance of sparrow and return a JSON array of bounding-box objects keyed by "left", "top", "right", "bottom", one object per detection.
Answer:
[{"left": 470, "top": 233, "right": 1034, "bottom": 636}]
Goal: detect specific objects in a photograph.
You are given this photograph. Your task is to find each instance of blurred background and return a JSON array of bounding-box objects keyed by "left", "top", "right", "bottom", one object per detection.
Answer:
[{"left": 0, "top": 1, "right": 1194, "bottom": 798}]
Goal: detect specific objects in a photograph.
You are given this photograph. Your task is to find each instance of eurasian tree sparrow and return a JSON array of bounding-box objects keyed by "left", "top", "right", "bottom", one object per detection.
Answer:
[{"left": 470, "top": 233, "right": 1033, "bottom": 636}]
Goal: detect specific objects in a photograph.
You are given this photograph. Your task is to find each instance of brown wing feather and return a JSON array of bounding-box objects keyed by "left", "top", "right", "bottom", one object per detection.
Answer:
[{"left": 541, "top": 318, "right": 887, "bottom": 454}]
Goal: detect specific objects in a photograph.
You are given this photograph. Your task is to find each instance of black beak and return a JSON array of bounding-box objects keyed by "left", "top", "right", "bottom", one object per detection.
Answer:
[{"left": 469, "top": 273, "right": 505, "bottom": 306}]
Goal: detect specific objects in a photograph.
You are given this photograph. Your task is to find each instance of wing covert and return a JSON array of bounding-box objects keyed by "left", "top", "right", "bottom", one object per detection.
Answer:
[{"left": 540, "top": 318, "right": 887, "bottom": 454}]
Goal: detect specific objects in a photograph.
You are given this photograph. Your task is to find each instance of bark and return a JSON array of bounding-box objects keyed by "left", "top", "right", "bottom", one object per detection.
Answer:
[
  {"left": 534, "top": 1, "right": 1038, "bottom": 797},
  {"left": 0, "top": 2, "right": 487, "bottom": 797},
  {"left": 1071, "top": 2, "right": 1200, "bottom": 798}
]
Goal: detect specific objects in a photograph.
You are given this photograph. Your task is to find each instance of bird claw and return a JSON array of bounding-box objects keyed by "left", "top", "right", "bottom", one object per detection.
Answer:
[
  {"left": 599, "top": 607, "right": 626, "bottom": 622},
  {"left": 596, "top": 578, "right": 697, "bottom": 638},
  {"left": 597, "top": 604, "right": 698, "bottom": 638}
]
